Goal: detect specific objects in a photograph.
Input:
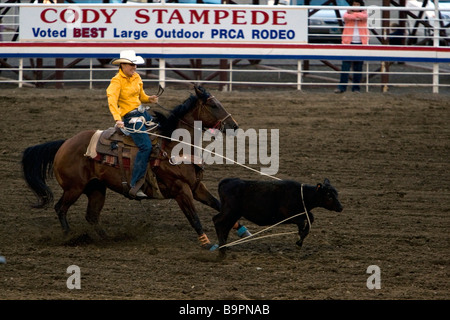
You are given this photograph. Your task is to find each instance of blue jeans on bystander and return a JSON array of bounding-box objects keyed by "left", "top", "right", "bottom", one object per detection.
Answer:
[{"left": 337, "top": 60, "right": 364, "bottom": 92}]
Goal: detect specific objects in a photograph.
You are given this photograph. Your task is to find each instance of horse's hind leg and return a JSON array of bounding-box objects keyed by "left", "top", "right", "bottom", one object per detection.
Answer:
[
  {"left": 84, "top": 180, "right": 107, "bottom": 239},
  {"left": 54, "top": 189, "right": 83, "bottom": 235}
]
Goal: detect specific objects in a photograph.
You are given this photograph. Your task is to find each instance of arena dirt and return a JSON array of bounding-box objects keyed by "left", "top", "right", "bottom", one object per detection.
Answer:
[{"left": 0, "top": 88, "right": 448, "bottom": 300}]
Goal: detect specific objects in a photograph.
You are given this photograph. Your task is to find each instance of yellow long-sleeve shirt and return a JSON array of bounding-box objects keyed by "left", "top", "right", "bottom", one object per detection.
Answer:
[{"left": 106, "top": 69, "right": 157, "bottom": 122}]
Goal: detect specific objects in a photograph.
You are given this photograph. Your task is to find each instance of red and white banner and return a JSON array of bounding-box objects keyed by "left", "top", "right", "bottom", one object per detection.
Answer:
[
  {"left": 6, "top": 3, "right": 449, "bottom": 61},
  {"left": 19, "top": 4, "right": 308, "bottom": 44}
]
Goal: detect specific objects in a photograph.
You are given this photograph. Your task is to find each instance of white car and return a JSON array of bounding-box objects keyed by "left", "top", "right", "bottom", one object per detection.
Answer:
[
  {"left": 269, "top": 0, "right": 349, "bottom": 43},
  {"left": 406, "top": 0, "right": 450, "bottom": 45}
]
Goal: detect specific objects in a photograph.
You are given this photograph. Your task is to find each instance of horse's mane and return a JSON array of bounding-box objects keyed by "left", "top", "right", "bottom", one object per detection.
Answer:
[{"left": 153, "top": 86, "right": 211, "bottom": 137}]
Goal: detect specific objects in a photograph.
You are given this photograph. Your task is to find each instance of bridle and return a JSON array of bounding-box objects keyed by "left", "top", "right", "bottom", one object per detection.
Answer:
[
  {"left": 175, "top": 95, "right": 234, "bottom": 133},
  {"left": 154, "top": 86, "right": 235, "bottom": 133},
  {"left": 195, "top": 95, "right": 234, "bottom": 132}
]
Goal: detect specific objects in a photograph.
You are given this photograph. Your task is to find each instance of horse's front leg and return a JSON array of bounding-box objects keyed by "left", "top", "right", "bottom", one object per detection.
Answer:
[
  {"left": 193, "top": 181, "right": 220, "bottom": 211},
  {"left": 174, "top": 181, "right": 217, "bottom": 250}
]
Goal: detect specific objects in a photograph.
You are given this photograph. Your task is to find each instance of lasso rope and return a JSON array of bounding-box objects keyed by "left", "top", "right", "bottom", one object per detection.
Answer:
[
  {"left": 122, "top": 117, "right": 281, "bottom": 181},
  {"left": 124, "top": 117, "right": 312, "bottom": 247}
]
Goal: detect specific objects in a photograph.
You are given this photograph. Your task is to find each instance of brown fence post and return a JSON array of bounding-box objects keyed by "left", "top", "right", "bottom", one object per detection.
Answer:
[
  {"left": 55, "top": 58, "right": 64, "bottom": 89},
  {"left": 381, "top": 0, "right": 391, "bottom": 92}
]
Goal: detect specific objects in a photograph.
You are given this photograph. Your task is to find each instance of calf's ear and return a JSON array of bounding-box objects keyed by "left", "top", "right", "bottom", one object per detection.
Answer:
[{"left": 324, "top": 178, "right": 330, "bottom": 185}]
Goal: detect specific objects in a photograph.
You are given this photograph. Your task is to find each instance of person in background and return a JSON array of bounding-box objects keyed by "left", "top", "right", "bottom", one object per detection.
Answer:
[
  {"left": 388, "top": 22, "right": 406, "bottom": 65},
  {"left": 107, "top": 50, "right": 158, "bottom": 199},
  {"left": 388, "top": 22, "right": 405, "bottom": 46},
  {"left": 335, "top": 0, "right": 368, "bottom": 94},
  {"left": 0, "top": 18, "right": 4, "bottom": 42}
]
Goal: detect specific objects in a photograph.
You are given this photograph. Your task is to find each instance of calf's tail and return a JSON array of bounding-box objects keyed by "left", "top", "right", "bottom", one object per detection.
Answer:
[{"left": 22, "top": 140, "right": 66, "bottom": 208}]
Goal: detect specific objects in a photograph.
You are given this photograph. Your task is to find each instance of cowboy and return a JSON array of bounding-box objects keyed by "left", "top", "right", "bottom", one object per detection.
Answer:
[{"left": 106, "top": 50, "right": 158, "bottom": 199}]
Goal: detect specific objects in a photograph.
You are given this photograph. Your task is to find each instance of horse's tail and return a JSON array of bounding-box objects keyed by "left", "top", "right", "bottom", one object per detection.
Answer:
[{"left": 21, "top": 140, "right": 66, "bottom": 208}]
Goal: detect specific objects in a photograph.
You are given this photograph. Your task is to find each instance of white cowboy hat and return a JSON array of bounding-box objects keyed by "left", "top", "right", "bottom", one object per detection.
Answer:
[{"left": 111, "top": 50, "right": 145, "bottom": 65}]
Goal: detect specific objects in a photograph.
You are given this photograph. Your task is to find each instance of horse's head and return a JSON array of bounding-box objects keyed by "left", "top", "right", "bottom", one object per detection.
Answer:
[
  {"left": 154, "top": 86, "right": 239, "bottom": 138},
  {"left": 193, "top": 86, "right": 239, "bottom": 133}
]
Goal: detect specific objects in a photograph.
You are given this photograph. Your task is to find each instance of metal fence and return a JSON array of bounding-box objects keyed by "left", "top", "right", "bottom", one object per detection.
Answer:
[{"left": 1, "top": 2, "right": 450, "bottom": 93}]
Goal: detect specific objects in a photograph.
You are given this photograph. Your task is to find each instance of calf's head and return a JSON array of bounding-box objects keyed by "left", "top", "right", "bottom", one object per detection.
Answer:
[{"left": 316, "top": 178, "right": 343, "bottom": 212}]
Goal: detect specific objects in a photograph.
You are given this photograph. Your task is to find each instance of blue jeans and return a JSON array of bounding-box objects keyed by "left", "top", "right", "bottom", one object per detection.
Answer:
[
  {"left": 123, "top": 110, "right": 153, "bottom": 188},
  {"left": 338, "top": 61, "right": 364, "bottom": 92}
]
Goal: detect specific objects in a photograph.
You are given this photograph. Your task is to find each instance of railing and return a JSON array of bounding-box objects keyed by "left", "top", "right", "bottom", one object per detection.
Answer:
[
  {"left": 1, "top": 58, "right": 449, "bottom": 93},
  {"left": 1, "top": 2, "right": 450, "bottom": 93}
]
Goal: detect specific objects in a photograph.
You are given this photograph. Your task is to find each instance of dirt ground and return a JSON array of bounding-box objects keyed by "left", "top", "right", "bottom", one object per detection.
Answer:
[{"left": 0, "top": 87, "right": 448, "bottom": 302}]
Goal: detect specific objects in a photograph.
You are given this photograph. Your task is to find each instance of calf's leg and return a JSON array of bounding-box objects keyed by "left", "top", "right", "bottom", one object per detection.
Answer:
[
  {"left": 295, "top": 212, "right": 314, "bottom": 248},
  {"left": 296, "top": 219, "right": 311, "bottom": 248},
  {"left": 213, "top": 209, "right": 241, "bottom": 252}
]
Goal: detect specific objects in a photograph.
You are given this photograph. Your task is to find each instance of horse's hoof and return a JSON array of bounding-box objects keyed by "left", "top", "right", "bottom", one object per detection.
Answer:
[
  {"left": 198, "top": 233, "right": 214, "bottom": 249},
  {"left": 62, "top": 228, "right": 72, "bottom": 239},
  {"left": 98, "top": 232, "right": 110, "bottom": 241},
  {"left": 296, "top": 239, "right": 303, "bottom": 248},
  {"left": 209, "top": 244, "right": 219, "bottom": 251},
  {"left": 217, "top": 250, "right": 227, "bottom": 260},
  {"left": 201, "top": 243, "right": 219, "bottom": 251},
  {"left": 236, "top": 225, "right": 252, "bottom": 238},
  {"left": 95, "top": 228, "right": 109, "bottom": 240}
]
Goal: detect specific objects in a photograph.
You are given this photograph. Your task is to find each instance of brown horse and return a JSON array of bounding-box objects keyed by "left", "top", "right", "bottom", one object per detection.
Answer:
[{"left": 22, "top": 86, "right": 242, "bottom": 250}]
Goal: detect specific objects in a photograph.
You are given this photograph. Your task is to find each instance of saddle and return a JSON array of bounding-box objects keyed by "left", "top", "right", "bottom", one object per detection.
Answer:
[{"left": 85, "top": 127, "right": 164, "bottom": 199}]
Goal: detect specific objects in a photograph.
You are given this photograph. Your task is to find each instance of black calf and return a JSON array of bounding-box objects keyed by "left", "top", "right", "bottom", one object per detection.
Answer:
[{"left": 213, "top": 178, "right": 343, "bottom": 252}]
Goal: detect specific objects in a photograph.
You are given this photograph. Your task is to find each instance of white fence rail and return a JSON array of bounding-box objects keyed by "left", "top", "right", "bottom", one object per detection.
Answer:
[{"left": 1, "top": 3, "right": 450, "bottom": 93}]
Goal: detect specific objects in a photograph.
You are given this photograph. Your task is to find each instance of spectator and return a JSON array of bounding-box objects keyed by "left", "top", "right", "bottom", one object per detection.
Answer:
[
  {"left": 0, "top": 18, "right": 4, "bottom": 42},
  {"left": 334, "top": 0, "right": 368, "bottom": 94},
  {"left": 389, "top": 23, "right": 405, "bottom": 46}
]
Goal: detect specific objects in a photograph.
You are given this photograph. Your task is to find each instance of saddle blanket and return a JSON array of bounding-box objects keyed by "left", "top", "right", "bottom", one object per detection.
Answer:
[
  {"left": 84, "top": 129, "right": 132, "bottom": 168},
  {"left": 84, "top": 130, "right": 102, "bottom": 159}
]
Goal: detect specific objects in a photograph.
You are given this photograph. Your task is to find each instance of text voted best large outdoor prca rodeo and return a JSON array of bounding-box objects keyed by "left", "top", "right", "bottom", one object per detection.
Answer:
[{"left": 20, "top": 4, "right": 308, "bottom": 43}]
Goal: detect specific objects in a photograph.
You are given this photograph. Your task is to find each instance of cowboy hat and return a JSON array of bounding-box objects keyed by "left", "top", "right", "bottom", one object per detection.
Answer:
[{"left": 111, "top": 50, "right": 145, "bottom": 65}]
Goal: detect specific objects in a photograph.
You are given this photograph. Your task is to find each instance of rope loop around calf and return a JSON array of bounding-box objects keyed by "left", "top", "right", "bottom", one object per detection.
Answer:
[{"left": 219, "top": 184, "right": 311, "bottom": 249}]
